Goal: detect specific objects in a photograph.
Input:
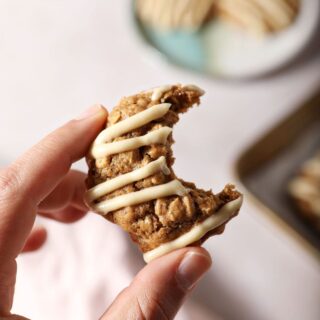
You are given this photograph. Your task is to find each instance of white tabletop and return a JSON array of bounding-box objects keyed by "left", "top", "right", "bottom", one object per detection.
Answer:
[{"left": 0, "top": 1, "right": 319, "bottom": 320}]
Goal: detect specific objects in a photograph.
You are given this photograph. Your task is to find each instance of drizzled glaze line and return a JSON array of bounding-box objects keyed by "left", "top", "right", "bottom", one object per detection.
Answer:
[
  {"left": 94, "top": 103, "right": 171, "bottom": 144},
  {"left": 149, "top": 84, "right": 205, "bottom": 102},
  {"left": 91, "top": 126, "right": 172, "bottom": 159},
  {"left": 182, "top": 84, "right": 205, "bottom": 96},
  {"left": 85, "top": 156, "right": 170, "bottom": 202},
  {"left": 143, "top": 196, "right": 243, "bottom": 263},
  {"left": 151, "top": 85, "right": 173, "bottom": 101},
  {"left": 92, "top": 180, "right": 187, "bottom": 215}
]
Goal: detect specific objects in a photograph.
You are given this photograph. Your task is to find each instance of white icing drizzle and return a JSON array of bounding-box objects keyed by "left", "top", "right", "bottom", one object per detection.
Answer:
[
  {"left": 151, "top": 85, "right": 173, "bottom": 101},
  {"left": 94, "top": 103, "right": 171, "bottom": 144},
  {"left": 85, "top": 156, "right": 170, "bottom": 203},
  {"left": 182, "top": 84, "right": 205, "bottom": 96},
  {"left": 91, "top": 126, "right": 172, "bottom": 159},
  {"left": 143, "top": 196, "right": 243, "bottom": 263},
  {"left": 92, "top": 180, "right": 188, "bottom": 215}
]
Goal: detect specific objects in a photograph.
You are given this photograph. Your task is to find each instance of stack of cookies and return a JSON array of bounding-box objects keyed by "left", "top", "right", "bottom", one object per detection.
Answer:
[
  {"left": 214, "top": 0, "right": 300, "bottom": 36},
  {"left": 136, "top": 0, "right": 300, "bottom": 36},
  {"left": 136, "top": 0, "right": 214, "bottom": 31}
]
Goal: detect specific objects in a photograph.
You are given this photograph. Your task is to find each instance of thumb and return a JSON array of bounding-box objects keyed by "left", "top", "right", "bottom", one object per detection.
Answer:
[{"left": 102, "top": 247, "right": 212, "bottom": 320}]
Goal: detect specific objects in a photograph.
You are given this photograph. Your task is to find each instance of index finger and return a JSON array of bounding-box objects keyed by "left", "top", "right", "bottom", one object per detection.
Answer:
[{"left": 0, "top": 105, "right": 107, "bottom": 262}]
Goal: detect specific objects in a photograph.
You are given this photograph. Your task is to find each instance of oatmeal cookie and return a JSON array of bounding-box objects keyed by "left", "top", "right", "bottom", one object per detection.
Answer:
[
  {"left": 288, "top": 152, "right": 320, "bottom": 231},
  {"left": 85, "top": 84, "right": 243, "bottom": 262},
  {"left": 136, "top": 0, "right": 214, "bottom": 31},
  {"left": 213, "top": 0, "right": 300, "bottom": 36}
]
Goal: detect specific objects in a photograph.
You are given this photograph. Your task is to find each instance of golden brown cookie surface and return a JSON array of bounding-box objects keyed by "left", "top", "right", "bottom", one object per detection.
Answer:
[{"left": 85, "top": 84, "right": 242, "bottom": 262}]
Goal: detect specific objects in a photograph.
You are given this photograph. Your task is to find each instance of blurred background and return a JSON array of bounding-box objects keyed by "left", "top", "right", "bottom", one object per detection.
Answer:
[{"left": 0, "top": 0, "right": 319, "bottom": 319}]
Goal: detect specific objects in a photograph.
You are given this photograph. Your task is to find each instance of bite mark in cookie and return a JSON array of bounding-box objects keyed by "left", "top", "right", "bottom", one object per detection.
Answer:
[{"left": 85, "top": 84, "right": 242, "bottom": 262}]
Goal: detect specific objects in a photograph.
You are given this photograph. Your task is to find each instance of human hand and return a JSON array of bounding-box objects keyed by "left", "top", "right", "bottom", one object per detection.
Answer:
[{"left": 0, "top": 105, "right": 212, "bottom": 320}]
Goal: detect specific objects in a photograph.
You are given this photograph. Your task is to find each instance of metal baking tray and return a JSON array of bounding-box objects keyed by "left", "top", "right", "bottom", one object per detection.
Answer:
[{"left": 236, "top": 89, "right": 320, "bottom": 259}]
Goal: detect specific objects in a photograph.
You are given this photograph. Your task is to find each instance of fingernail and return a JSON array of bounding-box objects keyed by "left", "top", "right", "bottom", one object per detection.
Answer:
[
  {"left": 76, "top": 104, "right": 104, "bottom": 120},
  {"left": 176, "top": 252, "right": 211, "bottom": 291}
]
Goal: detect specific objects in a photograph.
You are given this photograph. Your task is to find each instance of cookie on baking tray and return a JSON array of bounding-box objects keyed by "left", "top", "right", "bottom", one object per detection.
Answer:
[
  {"left": 288, "top": 152, "right": 320, "bottom": 231},
  {"left": 85, "top": 84, "right": 243, "bottom": 262}
]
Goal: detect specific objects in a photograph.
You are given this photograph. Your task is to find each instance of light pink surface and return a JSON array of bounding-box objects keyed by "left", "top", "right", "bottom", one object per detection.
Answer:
[{"left": 0, "top": 1, "right": 319, "bottom": 320}]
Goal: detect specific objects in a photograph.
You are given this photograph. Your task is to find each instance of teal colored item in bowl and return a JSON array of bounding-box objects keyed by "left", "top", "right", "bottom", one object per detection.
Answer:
[
  {"left": 133, "top": 0, "right": 320, "bottom": 79},
  {"left": 143, "top": 27, "right": 206, "bottom": 72}
]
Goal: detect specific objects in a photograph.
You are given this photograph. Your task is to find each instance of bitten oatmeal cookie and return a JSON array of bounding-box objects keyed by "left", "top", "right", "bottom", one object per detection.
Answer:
[{"left": 85, "top": 84, "right": 243, "bottom": 262}]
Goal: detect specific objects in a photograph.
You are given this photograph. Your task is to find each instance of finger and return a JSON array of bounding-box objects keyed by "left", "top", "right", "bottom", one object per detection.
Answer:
[
  {"left": 5, "top": 315, "right": 30, "bottom": 320},
  {"left": 39, "top": 170, "right": 87, "bottom": 212},
  {"left": 0, "top": 106, "right": 106, "bottom": 316},
  {"left": 39, "top": 206, "right": 87, "bottom": 223},
  {"left": 21, "top": 226, "right": 47, "bottom": 253},
  {"left": 0, "top": 105, "right": 107, "bottom": 263},
  {"left": 102, "top": 247, "right": 212, "bottom": 320},
  {"left": 2, "top": 105, "right": 107, "bottom": 204},
  {"left": 4, "top": 315, "right": 30, "bottom": 320}
]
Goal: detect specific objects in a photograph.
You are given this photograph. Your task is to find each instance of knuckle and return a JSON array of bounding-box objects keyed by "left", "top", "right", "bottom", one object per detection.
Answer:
[
  {"left": 135, "top": 297, "right": 147, "bottom": 320},
  {"left": 36, "top": 134, "right": 72, "bottom": 174},
  {"left": 39, "top": 133, "right": 62, "bottom": 158},
  {"left": 45, "top": 128, "right": 74, "bottom": 166},
  {"left": 0, "top": 166, "right": 22, "bottom": 202},
  {"left": 137, "top": 292, "right": 171, "bottom": 320}
]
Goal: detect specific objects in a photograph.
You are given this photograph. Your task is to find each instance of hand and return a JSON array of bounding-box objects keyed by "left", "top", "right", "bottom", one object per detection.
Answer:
[{"left": 0, "top": 105, "right": 212, "bottom": 320}]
